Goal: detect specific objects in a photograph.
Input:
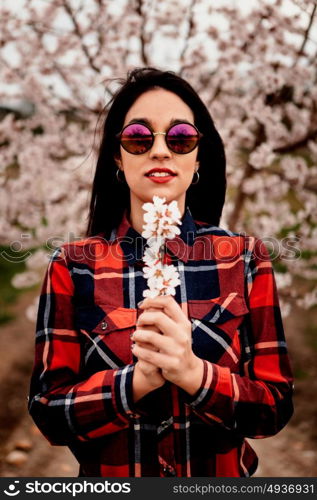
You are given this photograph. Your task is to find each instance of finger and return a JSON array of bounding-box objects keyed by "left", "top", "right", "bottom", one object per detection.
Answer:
[
  {"left": 132, "top": 343, "right": 177, "bottom": 370},
  {"left": 136, "top": 358, "right": 162, "bottom": 378},
  {"left": 136, "top": 340, "right": 159, "bottom": 352},
  {"left": 136, "top": 310, "right": 176, "bottom": 338},
  {"left": 139, "top": 295, "right": 187, "bottom": 324},
  {"left": 138, "top": 307, "right": 161, "bottom": 333},
  {"left": 138, "top": 359, "right": 161, "bottom": 371},
  {"left": 138, "top": 323, "right": 160, "bottom": 333},
  {"left": 133, "top": 329, "right": 174, "bottom": 353}
]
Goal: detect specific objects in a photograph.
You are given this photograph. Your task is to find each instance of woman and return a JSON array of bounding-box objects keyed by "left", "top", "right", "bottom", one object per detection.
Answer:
[{"left": 28, "top": 67, "right": 294, "bottom": 477}]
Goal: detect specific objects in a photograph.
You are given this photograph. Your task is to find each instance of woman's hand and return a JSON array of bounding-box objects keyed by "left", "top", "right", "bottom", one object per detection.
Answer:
[
  {"left": 133, "top": 306, "right": 165, "bottom": 391},
  {"left": 132, "top": 295, "right": 204, "bottom": 395},
  {"left": 134, "top": 343, "right": 165, "bottom": 389}
]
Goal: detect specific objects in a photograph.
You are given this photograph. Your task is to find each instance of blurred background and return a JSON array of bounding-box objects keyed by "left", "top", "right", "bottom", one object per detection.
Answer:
[{"left": 0, "top": 0, "right": 316, "bottom": 477}]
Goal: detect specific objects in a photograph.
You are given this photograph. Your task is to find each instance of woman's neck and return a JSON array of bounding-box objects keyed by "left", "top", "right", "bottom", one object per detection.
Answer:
[{"left": 128, "top": 207, "right": 143, "bottom": 236}]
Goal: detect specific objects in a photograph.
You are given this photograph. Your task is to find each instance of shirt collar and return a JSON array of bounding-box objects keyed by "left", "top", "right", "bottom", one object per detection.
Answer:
[{"left": 112, "top": 206, "right": 197, "bottom": 265}]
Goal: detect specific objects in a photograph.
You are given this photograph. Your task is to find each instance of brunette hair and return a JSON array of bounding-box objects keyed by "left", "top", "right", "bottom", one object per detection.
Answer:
[{"left": 87, "top": 67, "right": 226, "bottom": 237}]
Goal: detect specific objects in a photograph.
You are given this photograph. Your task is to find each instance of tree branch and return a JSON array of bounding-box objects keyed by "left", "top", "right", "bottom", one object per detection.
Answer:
[
  {"left": 61, "top": 0, "right": 101, "bottom": 74},
  {"left": 293, "top": 2, "right": 317, "bottom": 65},
  {"left": 273, "top": 129, "right": 317, "bottom": 154},
  {"left": 135, "top": 0, "right": 149, "bottom": 66},
  {"left": 270, "top": 165, "right": 317, "bottom": 194},
  {"left": 227, "top": 162, "right": 254, "bottom": 231},
  {"left": 290, "top": 0, "right": 317, "bottom": 15},
  {"left": 179, "top": 0, "right": 197, "bottom": 74},
  {"left": 28, "top": 19, "right": 97, "bottom": 113},
  {"left": 228, "top": 126, "right": 317, "bottom": 231},
  {"left": 227, "top": 123, "right": 265, "bottom": 230}
]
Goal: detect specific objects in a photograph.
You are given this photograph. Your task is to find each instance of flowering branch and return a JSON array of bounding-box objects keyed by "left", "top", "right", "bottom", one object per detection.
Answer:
[
  {"left": 61, "top": 0, "right": 101, "bottom": 74},
  {"left": 135, "top": 0, "right": 150, "bottom": 66},
  {"left": 141, "top": 196, "right": 182, "bottom": 298},
  {"left": 294, "top": 2, "right": 317, "bottom": 63}
]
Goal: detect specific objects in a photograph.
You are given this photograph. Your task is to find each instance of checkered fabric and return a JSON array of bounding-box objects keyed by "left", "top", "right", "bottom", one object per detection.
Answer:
[{"left": 28, "top": 207, "right": 294, "bottom": 477}]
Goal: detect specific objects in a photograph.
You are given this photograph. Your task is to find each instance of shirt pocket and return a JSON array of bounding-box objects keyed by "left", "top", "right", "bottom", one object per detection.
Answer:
[
  {"left": 187, "top": 293, "right": 249, "bottom": 368},
  {"left": 75, "top": 303, "right": 137, "bottom": 372}
]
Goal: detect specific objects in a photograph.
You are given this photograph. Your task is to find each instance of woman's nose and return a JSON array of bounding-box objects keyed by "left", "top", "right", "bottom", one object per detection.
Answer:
[{"left": 149, "top": 134, "right": 172, "bottom": 159}]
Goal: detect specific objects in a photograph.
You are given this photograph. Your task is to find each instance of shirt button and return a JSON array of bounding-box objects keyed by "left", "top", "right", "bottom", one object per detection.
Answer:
[
  {"left": 101, "top": 321, "right": 108, "bottom": 330},
  {"left": 128, "top": 412, "right": 138, "bottom": 419},
  {"left": 163, "top": 466, "right": 176, "bottom": 476},
  {"left": 160, "top": 420, "right": 170, "bottom": 430}
]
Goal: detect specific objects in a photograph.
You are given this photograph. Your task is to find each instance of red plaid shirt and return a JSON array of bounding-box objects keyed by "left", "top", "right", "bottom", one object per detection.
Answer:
[{"left": 28, "top": 208, "right": 293, "bottom": 477}]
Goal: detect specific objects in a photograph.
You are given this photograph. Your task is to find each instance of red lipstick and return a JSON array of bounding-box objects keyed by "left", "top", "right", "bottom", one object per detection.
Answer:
[{"left": 145, "top": 167, "right": 177, "bottom": 184}]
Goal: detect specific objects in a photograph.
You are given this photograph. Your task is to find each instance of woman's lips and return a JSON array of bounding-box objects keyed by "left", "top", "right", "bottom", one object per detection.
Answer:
[
  {"left": 145, "top": 168, "right": 177, "bottom": 183},
  {"left": 146, "top": 175, "right": 176, "bottom": 183}
]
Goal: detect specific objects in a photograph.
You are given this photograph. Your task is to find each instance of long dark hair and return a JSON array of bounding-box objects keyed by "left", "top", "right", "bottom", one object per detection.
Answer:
[{"left": 87, "top": 67, "right": 226, "bottom": 238}]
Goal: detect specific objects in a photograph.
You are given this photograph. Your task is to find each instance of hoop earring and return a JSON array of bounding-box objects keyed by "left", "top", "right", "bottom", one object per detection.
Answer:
[
  {"left": 191, "top": 170, "right": 200, "bottom": 185},
  {"left": 116, "top": 168, "right": 125, "bottom": 183}
]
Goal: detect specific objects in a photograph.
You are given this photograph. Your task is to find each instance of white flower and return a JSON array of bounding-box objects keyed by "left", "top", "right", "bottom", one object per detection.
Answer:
[
  {"left": 26, "top": 296, "right": 40, "bottom": 322},
  {"left": 141, "top": 196, "right": 181, "bottom": 297},
  {"left": 142, "top": 196, "right": 181, "bottom": 240},
  {"left": 249, "top": 143, "right": 276, "bottom": 169},
  {"left": 280, "top": 156, "right": 308, "bottom": 186},
  {"left": 142, "top": 264, "right": 181, "bottom": 297},
  {"left": 25, "top": 249, "right": 49, "bottom": 269},
  {"left": 143, "top": 262, "right": 164, "bottom": 280},
  {"left": 275, "top": 272, "right": 292, "bottom": 289},
  {"left": 143, "top": 288, "right": 161, "bottom": 299},
  {"left": 142, "top": 240, "right": 163, "bottom": 267},
  {"left": 142, "top": 195, "right": 167, "bottom": 213},
  {"left": 297, "top": 288, "right": 317, "bottom": 310},
  {"left": 11, "top": 270, "right": 40, "bottom": 289}
]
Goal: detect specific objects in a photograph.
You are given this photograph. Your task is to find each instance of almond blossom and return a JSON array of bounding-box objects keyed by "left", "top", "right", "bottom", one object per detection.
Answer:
[
  {"left": 249, "top": 143, "right": 276, "bottom": 170},
  {"left": 142, "top": 196, "right": 181, "bottom": 298},
  {"left": 143, "top": 264, "right": 181, "bottom": 298},
  {"left": 142, "top": 196, "right": 181, "bottom": 240}
]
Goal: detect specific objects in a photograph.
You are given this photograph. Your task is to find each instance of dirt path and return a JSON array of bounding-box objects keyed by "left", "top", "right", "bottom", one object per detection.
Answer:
[
  {"left": 0, "top": 292, "right": 316, "bottom": 477},
  {"left": 0, "top": 289, "right": 78, "bottom": 477}
]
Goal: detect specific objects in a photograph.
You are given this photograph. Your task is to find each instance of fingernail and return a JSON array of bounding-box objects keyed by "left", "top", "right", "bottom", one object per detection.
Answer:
[{"left": 137, "top": 300, "right": 144, "bottom": 307}]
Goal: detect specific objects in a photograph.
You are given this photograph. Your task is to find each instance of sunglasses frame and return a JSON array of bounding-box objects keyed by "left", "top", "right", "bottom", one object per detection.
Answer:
[{"left": 116, "top": 121, "right": 203, "bottom": 155}]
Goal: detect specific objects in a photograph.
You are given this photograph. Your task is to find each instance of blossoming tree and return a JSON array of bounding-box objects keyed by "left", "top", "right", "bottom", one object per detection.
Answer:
[{"left": 0, "top": 0, "right": 317, "bottom": 315}]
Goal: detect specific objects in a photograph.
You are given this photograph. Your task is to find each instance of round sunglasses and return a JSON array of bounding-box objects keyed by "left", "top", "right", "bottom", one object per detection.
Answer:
[{"left": 117, "top": 122, "right": 202, "bottom": 155}]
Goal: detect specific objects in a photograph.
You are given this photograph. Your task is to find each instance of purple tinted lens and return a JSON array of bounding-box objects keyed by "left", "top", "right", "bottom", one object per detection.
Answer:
[
  {"left": 167, "top": 123, "right": 199, "bottom": 153},
  {"left": 120, "top": 123, "right": 152, "bottom": 154}
]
